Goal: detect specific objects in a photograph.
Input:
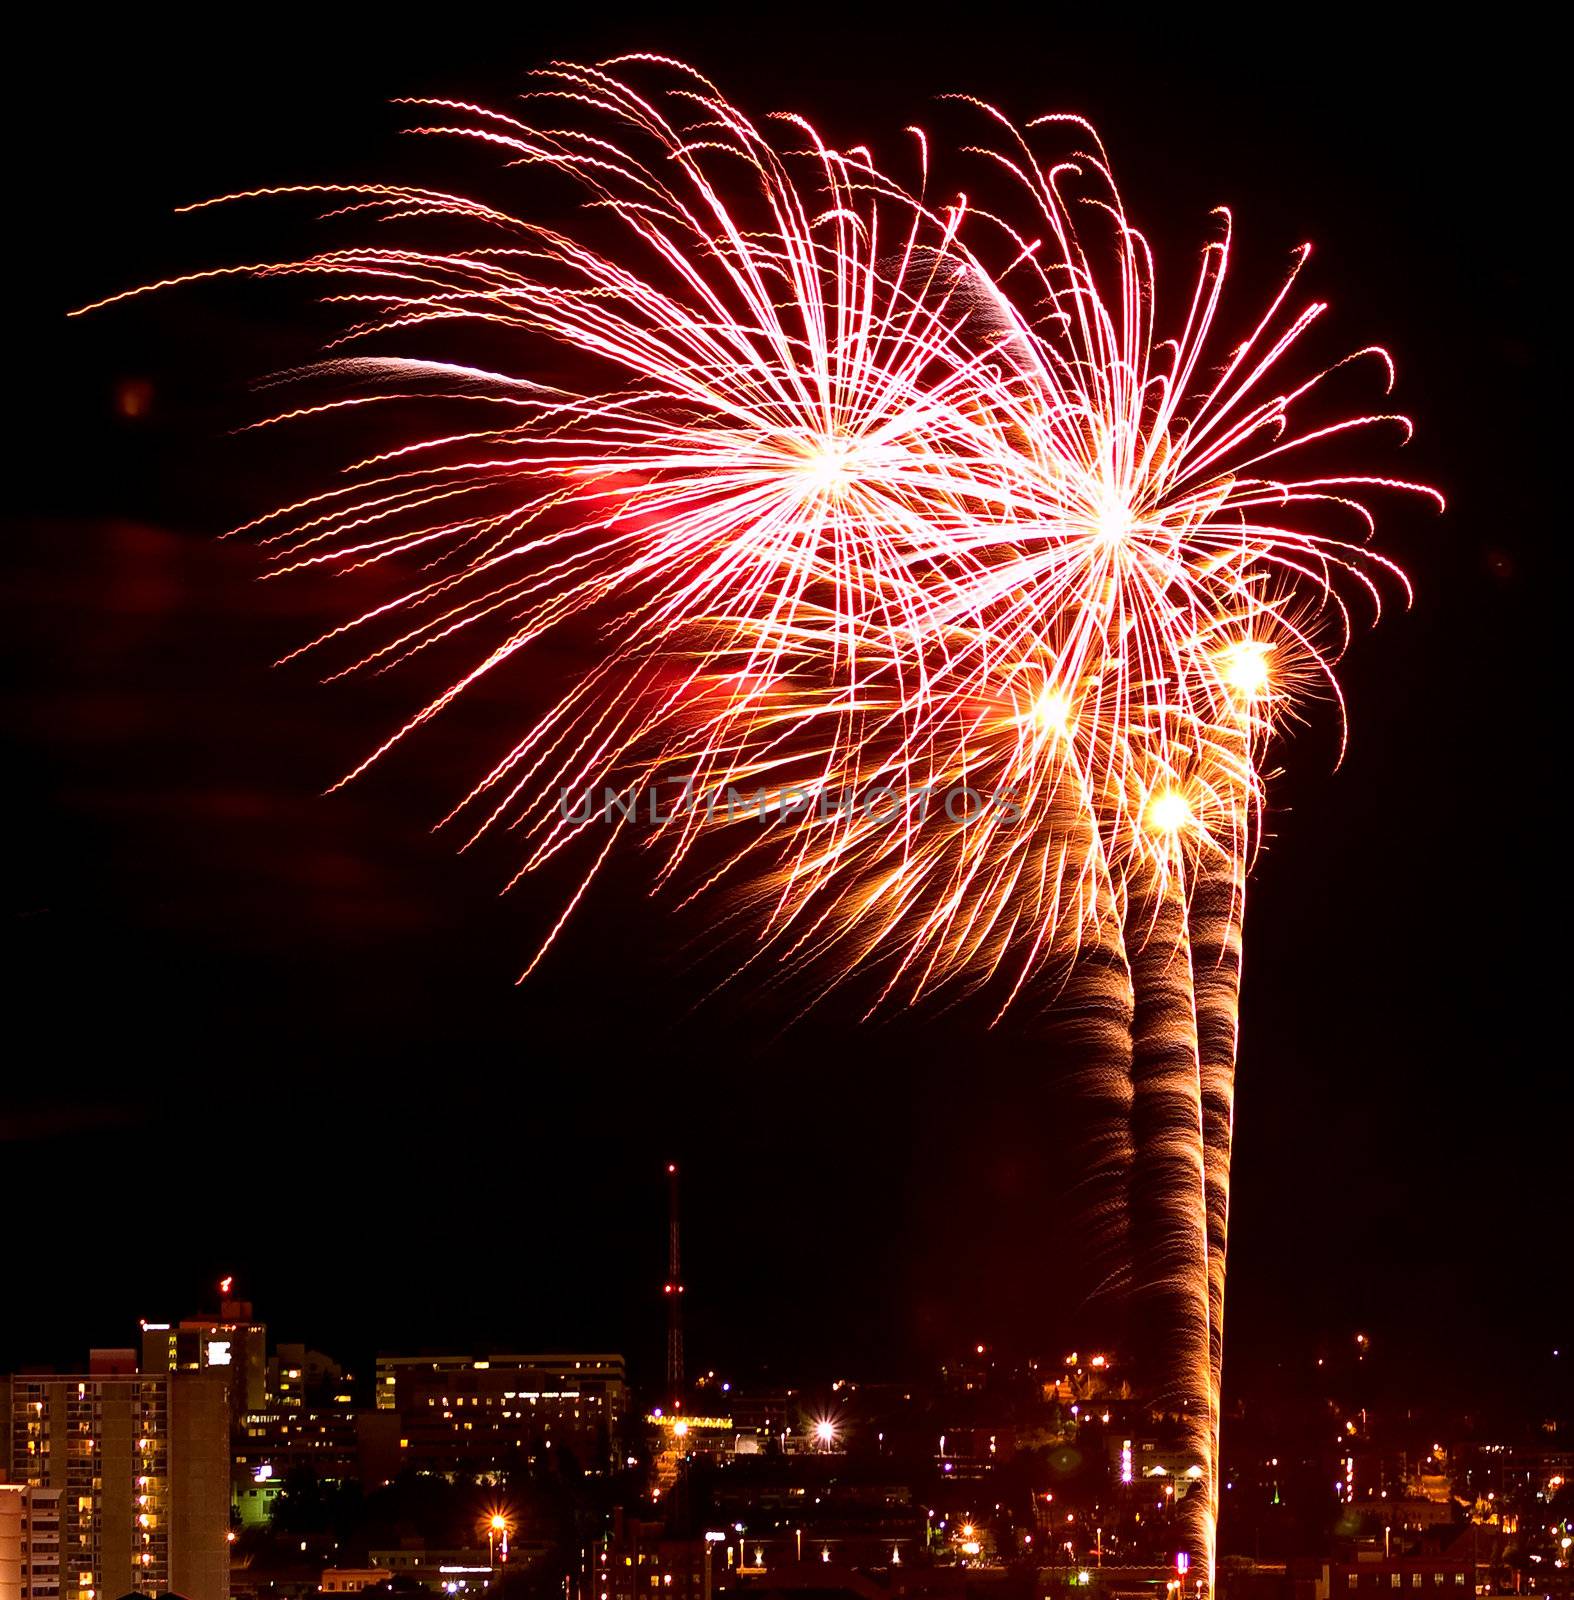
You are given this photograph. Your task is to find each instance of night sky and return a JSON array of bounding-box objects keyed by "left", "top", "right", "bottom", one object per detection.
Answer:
[{"left": 5, "top": 9, "right": 1563, "bottom": 1415}]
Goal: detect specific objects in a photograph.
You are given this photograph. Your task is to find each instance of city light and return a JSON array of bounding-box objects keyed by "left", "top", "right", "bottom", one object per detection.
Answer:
[
  {"left": 482, "top": 1507, "right": 514, "bottom": 1569},
  {"left": 9, "top": 1300, "right": 1565, "bottom": 1600}
]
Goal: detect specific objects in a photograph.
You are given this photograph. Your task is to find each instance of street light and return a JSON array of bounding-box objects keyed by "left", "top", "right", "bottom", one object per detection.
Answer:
[
  {"left": 484, "top": 1512, "right": 512, "bottom": 1582},
  {"left": 704, "top": 1531, "right": 726, "bottom": 1600}
]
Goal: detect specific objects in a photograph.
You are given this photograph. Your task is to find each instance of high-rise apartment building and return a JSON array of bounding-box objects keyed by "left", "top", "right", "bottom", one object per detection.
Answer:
[
  {"left": 0, "top": 1484, "right": 62, "bottom": 1600},
  {"left": 2, "top": 1363, "right": 228, "bottom": 1600},
  {"left": 140, "top": 1290, "right": 267, "bottom": 1423}
]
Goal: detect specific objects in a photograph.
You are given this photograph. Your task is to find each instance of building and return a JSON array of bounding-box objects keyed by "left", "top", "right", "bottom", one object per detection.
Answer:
[
  {"left": 140, "top": 1287, "right": 268, "bottom": 1424},
  {"left": 268, "top": 1346, "right": 352, "bottom": 1413},
  {"left": 374, "top": 1354, "right": 627, "bottom": 1475},
  {"left": 1311, "top": 1556, "right": 1473, "bottom": 1600},
  {"left": 1347, "top": 1500, "right": 1456, "bottom": 1537},
  {"left": 589, "top": 1513, "right": 924, "bottom": 1600},
  {"left": 0, "top": 1484, "right": 61, "bottom": 1600},
  {"left": 231, "top": 1479, "right": 281, "bottom": 1533},
  {"left": 367, "top": 1548, "right": 509, "bottom": 1594},
  {"left": 1459, "top": 1440, "right": 1574, "bottom": 1503},
  {"left": 723, "top": 1388, "right": 796, "bottom": 1446},
  {"left": 3, "top": 1360, "right": 229, "bottom": 1600},
  {"left": 648, "top": 1409, "right": 739, "bottom": 1492},
  {"left": 234, "top": 1405, "right": 360, "bottom": 1488},
  {"left": 591, "top": 1517, "right": 712, "bottom": 1600},
  {"left": 319, "top": 1570, "right": 392, "bottom": 1595}
]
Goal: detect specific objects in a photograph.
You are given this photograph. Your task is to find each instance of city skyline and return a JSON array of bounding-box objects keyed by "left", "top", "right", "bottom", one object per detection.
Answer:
[{"left": 4, "top": 1272, "right": 1566, "bottom": 1595}]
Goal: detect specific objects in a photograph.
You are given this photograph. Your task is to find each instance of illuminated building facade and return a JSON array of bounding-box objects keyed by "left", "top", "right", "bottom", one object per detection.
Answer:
[
  {"left": 589, "top": 1509, "right": 924, "bottom": 1600},
  {"left": 233, "top": 1405, "right": 359, "bottom": 1488},
  {"left": 1, "top": 1364, "right": 229, "bottom": 1600},
  {"left": 591, "top": 1516, "right": 710, "bottom": 1600},
  {"left": 1312, "top": 1557, "right": 1473, "bottom": 1599},
  {"left": 266, "top": 1344, "right": 351, "bottom": 1412},
  {"left": 367, "top": 1547, "right": 509, "bottom": 1593},
  {"left": 139, "top": 1292, "right": 267, "bottom": 1425},
  {"left": 374, "top": 1353, "right": 626, "bottom": 1474},
  {"left": 0, "top": 1483, "right": 62, "bottom": 1600},
  {"left": 319, "top": 1570, "right": 392, "bottom": 1595},
  {"left": 721, "top": 1389, "right": 794, "bottom": 1445},
  {"left": 1460, "top": 1441, "right": 1574, "bottom": 1502}
]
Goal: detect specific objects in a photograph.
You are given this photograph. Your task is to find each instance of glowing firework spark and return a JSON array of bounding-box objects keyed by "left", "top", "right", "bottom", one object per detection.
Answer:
[{"left": 80, "top": 58, "right": 1439, "bottom": 1587}]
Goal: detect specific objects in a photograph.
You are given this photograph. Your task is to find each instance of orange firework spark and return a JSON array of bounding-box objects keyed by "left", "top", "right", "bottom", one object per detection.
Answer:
[{"left": 78, "top": 57, "right": 1439, "bottom": 1586}]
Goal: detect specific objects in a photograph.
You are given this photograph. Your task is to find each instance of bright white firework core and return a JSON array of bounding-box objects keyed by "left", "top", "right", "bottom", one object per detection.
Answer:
[
  {"left": 795, "top": 437, "right": 857, "bottom": 498},
  {"left": 1145, "top": 788, "right": 1194, "bottom": 834},
  {"left": 1218, "top": 639, "right": 1272, "bottom": 699},
  {"left": 1029, "top": 686, "right": 1074, "bottom": 736}
]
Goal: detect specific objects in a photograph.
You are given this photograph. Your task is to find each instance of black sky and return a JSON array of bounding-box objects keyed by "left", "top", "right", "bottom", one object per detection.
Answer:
[{"left": 4, "top": 7, "right": 1564, "bottom": 1416}]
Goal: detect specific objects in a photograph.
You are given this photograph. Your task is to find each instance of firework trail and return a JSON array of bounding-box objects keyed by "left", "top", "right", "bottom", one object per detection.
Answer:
[{"left": 79, "top": 59, "right": 1439, "bottom": 1585}]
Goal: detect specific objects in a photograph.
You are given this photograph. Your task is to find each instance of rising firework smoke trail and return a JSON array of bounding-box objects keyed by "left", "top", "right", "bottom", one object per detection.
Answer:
[
  {"left": 1039, "top": 849, "right": 1136, "bottom": 1307},
  {"left": 79, "top": 61, "right": 1439, "bottom": 1588},
  {"left": 1127, "top": 855, "right": 1215, "bottom": 1568},
  {"left": 1190, "top": 857, "right": 1242, "bottom": 1452}
]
